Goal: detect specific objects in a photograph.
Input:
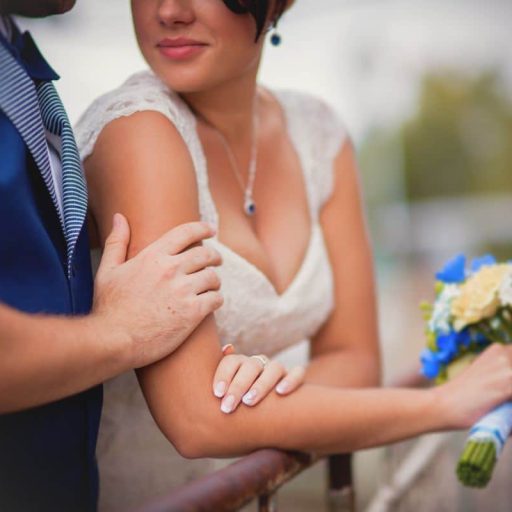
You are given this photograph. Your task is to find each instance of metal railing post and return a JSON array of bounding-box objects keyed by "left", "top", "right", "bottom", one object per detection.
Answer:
[
  {"left": 327, "top": 454, "right": 355, "bottom": 512},
  {"left": 259, "top": 492, "right": 278, "bottom": 512}
]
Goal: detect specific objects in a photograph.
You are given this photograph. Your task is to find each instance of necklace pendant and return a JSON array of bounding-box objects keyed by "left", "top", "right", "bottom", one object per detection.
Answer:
[{"left": 244, "top": 197, "right": 256, "bottom": 216}]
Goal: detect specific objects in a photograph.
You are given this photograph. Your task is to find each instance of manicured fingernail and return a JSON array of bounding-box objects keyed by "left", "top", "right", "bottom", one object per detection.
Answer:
[
  {"left": 276, "top": 381, "right": 290, "bottom": 395},
  {"left": 221, "top": 394, "right": 236, "bottom": 414},
  {"left": 214, "top": 381, "right": 227, "bottom": 398},
  {"left": 113, "top": 213, "right": 122, "bottom": 228},
  {"left": 221, "top": 344, "right": 235, "bottom": 355},
  {"left": 242, "top": 389, "right": 258, "bottom": 405}
]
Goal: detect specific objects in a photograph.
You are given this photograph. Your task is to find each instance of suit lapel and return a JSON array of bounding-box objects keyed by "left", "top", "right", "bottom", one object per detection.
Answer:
[{"left": 0, "top": 41, "right": 65, "bottom": 232}]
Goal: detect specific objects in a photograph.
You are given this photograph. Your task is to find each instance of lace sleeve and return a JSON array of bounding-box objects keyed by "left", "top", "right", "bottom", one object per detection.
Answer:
[
  {"left": 310, "top": 96, "right": 348, "bottom": 210},
  {"left": 74, "top": 70, "right": 218, "bottom": 227},
  {"left": 275, "top": 89, "right": 348, "bottom": 218},
  {"left": 74, "top": 71, "right": 194, "bottom": 161}
]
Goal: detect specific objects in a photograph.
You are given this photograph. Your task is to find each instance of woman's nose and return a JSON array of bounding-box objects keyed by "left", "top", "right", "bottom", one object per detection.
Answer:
[{"left": 157, "top": 0, "right": 195, "bottom": 27}]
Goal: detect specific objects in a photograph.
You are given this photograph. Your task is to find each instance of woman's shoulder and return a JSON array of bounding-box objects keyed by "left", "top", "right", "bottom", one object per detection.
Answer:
[
  {"left": 271, "top": 88, "right": 343, "bottom": 125},
  {"left": 269, "top": 87, "right": 350, "bottom": 211},
  {"left": 270, "top": 87, "right": 348, "bottom": 151},
  {"left": 75, "top": 70, "right": 193, "bottom": 161}
]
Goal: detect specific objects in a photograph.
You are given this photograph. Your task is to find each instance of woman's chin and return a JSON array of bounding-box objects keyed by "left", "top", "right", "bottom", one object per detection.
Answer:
[{"left": 154, "top": 70, "right": 216, "bottom": 96}]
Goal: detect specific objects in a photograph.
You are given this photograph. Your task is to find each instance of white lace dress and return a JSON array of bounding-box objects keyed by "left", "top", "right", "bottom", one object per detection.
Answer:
[{"left": 75, "top": 70, "right": 347, "bottom": 512}]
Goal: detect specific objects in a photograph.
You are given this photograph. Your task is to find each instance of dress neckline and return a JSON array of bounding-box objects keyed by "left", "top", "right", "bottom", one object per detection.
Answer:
[
  {"left": 180, "top": 86, "right": 317, "bottom": 297},
  {"left": 209, "top": 223, "right": 320, "bottom": 299}
]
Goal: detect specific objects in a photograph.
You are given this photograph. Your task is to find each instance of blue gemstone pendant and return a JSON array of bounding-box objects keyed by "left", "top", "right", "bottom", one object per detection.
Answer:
[{"left": 244, "top": 197, "right": 256, "bottom": 216}]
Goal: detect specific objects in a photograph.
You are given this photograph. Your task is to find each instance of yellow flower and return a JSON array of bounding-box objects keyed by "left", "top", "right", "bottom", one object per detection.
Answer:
[
  {"left": 451, "top": 264, "right": 512, "bottom": 330},
  {"left": 447, "top": 353, "right": 478, "bottom": 380}
]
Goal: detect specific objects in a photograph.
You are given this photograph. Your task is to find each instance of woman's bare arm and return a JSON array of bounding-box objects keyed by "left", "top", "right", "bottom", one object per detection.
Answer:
[
  {"left": 84, "top": 111, "right": 512, "bottom": 458},
  {"left": 307, "top": 141, "right": 381, "bottom": 388}
]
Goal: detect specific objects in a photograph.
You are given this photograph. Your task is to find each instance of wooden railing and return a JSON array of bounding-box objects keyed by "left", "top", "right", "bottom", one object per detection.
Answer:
[{"left": 134, "top": 369, "right": 426, "bottom": 512}]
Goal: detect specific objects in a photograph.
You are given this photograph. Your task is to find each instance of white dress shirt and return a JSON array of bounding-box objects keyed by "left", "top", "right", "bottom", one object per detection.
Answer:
[{"left": 1, "top": 16, "right": 64, "bottom": 219}]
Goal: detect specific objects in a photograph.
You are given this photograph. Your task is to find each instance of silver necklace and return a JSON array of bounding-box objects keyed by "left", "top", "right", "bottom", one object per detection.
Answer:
[{"left": 198, "top": 99, "right": 259, "bottom": 216}]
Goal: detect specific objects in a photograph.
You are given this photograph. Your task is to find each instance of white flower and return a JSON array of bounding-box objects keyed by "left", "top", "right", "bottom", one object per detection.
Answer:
[
  {"left": 499, "top": 268, "right": 512, "bottom": 307},
  {"left": 429, "top": 284, "right": 460, "bottom": 334},
  {"left": 452, "top": 264, "right": 512, "bottom": 330}
]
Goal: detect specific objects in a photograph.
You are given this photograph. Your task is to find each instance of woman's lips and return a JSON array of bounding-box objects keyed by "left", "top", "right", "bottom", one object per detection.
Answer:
[{"left": 157, "top": 38, "right": 207, "bottom": 61}]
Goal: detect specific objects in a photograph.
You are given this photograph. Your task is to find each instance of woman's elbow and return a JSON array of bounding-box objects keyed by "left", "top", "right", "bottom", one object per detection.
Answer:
[
  {"left": 156, "top": 409, "right": 236, "bottom": 459},
  {"left": 172, "top": 427, "right": 217, "bottom": 459}
]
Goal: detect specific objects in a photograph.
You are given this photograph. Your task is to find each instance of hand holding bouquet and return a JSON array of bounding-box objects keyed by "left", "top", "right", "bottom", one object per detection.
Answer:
[{"left": 420, "top": 254, "right": 512, "bottom": 487}]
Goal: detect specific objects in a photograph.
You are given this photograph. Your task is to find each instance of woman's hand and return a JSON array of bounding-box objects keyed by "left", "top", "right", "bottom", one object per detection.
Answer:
[
  {"left": 437, "top": 343, "right": 512, "bottom": 429},
  {"left": 212, "top": 344, "right": 306, "bottom": 414}
]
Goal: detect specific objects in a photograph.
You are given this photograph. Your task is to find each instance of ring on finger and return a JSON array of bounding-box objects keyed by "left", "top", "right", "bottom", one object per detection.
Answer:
[{"left": 250, "top": 354, "right": 270, "bottom": 369}]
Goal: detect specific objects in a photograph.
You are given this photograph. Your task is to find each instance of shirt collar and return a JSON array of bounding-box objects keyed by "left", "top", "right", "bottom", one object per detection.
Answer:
[{"left": 0, "top": 16, "right": 13, "bottom": 43}]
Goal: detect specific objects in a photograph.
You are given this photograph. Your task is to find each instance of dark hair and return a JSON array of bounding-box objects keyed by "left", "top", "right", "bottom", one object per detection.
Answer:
[{"left": 223, "top": 0, "right": 288, "bottom": 41}]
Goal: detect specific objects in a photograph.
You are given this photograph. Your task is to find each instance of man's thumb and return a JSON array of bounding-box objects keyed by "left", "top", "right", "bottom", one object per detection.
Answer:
[{"left": 98, "top": 213, "right": 131, "bottom": 272}]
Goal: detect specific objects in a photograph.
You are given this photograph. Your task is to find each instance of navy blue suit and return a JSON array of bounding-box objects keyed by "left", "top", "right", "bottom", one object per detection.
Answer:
[{"left": 0, "top": 24, "right": 102, "bottom": 512}]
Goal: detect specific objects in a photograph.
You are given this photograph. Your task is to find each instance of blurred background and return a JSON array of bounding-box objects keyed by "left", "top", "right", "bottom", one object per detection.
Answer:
[{"left": 18, "top": 0, "right": 512, "bottom": 510}]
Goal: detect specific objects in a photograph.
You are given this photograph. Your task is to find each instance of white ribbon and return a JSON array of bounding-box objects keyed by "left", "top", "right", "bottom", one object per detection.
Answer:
[{"left": 469, "top": 401, "right": 512, "bottom": 457}]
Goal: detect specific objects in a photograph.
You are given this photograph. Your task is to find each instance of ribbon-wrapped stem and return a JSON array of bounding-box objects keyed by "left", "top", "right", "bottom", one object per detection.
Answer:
[{"left": 456, "top": 402, "right": 512, "bottom": 487}]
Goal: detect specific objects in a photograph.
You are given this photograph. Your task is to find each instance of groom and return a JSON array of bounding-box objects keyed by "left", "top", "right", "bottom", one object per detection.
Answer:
[{"left": 0, "top": 1, "right": 223, "bottom": 510}]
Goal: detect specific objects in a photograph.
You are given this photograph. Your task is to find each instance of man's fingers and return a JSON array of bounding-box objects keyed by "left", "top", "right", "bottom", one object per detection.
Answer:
[
  {"left": 186, "top": 268, "right": 221, "bottom": 295},
  {"left": 179, "top": 246, "right": 222, "bottom": 274},
  {"left": 195, "top": 290, "right": 224, "bottom": 320},
  {"left": 97, "top": 213, "right": 130, "bottom": 272},
  {"left": 152, "top": 222, "right": 216, "bottom": 255}
]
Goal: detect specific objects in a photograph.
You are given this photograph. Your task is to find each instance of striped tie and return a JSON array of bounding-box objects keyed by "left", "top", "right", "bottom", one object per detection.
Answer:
[{"left": 36, "top": 81, "right": 88, "bottom": 276}]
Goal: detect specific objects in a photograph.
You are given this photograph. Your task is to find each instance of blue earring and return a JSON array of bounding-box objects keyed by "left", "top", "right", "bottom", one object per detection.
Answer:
[{"left": 270, "top": 29, "right": 282, "bottom": 46}]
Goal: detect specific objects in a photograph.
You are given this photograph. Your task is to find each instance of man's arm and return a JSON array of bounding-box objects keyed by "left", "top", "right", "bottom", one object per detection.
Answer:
[
  {"left": 0, "top": 302, "right": 122, "bottom": 413},
  {"left": 0, "top": 215, "right": 223, "bottom": 413}
]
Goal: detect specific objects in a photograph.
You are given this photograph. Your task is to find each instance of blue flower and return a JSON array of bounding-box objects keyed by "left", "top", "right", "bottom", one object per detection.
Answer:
[
  {"left": 420, "top": 349, "right": 441, "bottom": 379},
  {"left": 435, "top": 254, "right": 466, "bottom": 284},
  {"left": 436, "top": 332, "right": 458, "bottom": 363},
  {"left": 470, "top": 254, "right": 496, "bottom": 274},
  {"left": 474, "top": 332, "right": 490, "bottom": 346},
  {"left": 457, "top": 328, "right": 471, "bottom": 348}
]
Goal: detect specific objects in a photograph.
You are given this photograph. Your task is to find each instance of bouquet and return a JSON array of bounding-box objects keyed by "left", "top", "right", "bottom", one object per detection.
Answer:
[{"left": 420, "top": 253, "right": 512, "bottom": 487}]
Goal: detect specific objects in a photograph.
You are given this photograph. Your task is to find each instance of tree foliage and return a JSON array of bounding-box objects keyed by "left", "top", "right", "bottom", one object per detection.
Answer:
[{"left": 402, "top": 70, "right": 512, "bottom": 200}]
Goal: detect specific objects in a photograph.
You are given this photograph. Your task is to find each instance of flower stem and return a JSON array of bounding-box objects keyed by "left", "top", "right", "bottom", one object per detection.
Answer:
[{"left": 456, "top": 440, "right": 497, "bottom": 488}]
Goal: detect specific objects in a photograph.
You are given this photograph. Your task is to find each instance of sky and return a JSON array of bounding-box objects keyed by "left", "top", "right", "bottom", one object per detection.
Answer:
[{"left": 18, "top": 0, "right": 512, "bottom": 143}]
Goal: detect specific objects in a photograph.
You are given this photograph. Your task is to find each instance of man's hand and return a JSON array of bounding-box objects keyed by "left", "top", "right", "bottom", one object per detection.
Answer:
[{"left": 92, "top": 213, "right": 223, "bottom": 369}]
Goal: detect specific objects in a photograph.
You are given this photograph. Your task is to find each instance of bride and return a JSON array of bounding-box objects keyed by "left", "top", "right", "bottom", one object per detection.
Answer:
[{"left": 76, "top": 0, "right": 512, "bottom": 510}]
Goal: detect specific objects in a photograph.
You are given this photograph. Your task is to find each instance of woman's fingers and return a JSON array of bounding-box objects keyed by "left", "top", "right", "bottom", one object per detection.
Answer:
[
  {"left": 221, "top": 344, "right": 235, "bottom": 356},
  {"left": 213, "top": 352, "right": 305, "bottom": 413},
  {"left": 276, "top": 365, "right": 306, "bottom": 395},
  {"left": 220, "top": 358, "right": 264, "bottom": 414},
  {"left": 241, "top": 360, "right": 286, "bottom": 406},
  {"left": 211, "top": 346, "right": 237, "bottom": 401},
  {"left": 212, "top": 354, "right": 243, "bottom": 399}
]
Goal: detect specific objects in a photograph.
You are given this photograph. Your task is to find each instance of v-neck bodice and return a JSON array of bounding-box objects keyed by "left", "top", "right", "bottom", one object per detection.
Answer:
[
  {"left": 207, "top": 223, "right": 334, "bottom": 355},
  {"left": 76, "top": 70, "right": 347, "bottom": 355}
]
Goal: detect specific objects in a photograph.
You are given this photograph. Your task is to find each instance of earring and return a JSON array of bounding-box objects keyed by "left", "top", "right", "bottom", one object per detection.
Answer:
[
  {"left": 270, "top": 23, "right": 282, "bottom": 46},
  {"left": 270, "top": 30, "right": 282, "bottom": 46}
]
